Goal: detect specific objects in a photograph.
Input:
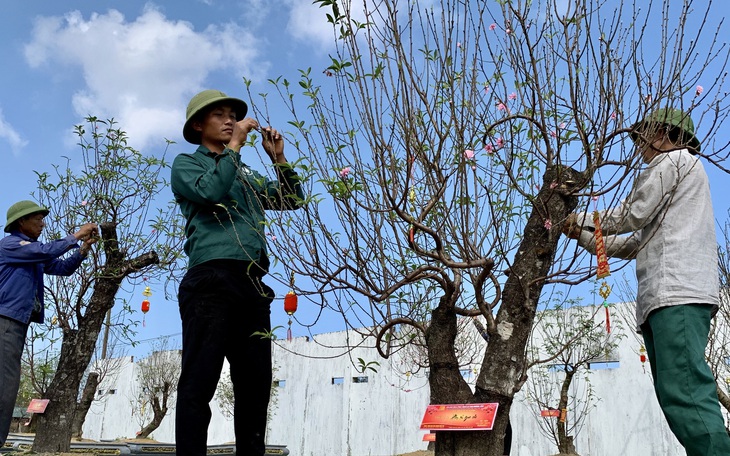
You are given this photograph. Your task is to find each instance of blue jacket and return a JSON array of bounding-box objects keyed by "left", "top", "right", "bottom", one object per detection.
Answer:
[{"left": 0, "top": 232, "right": 85, "bottom": 324}]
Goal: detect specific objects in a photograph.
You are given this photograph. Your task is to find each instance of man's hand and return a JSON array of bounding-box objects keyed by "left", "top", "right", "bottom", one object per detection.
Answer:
[
  {"left": 260, "top": 127, "right": 286, "bottom": 164},
  {"left": 74, "top": 223, "right": 99, "bottom": 241},
  {"left": 228, "top": 118, "right": 260, "bottom": 152},
  {"left": 562, "top": 213, "right": 582, "bottom": 239},
  {"left": 74, "top": 223, "right": 99, "bottom": 256},
  {"left": 79, "top": 237, "right": 98, "bottom": 256}
]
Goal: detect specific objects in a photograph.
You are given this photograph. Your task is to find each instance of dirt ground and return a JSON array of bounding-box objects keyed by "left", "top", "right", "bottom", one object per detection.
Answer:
[{"left": 397, "top": 451, "right": 434, "bottom": 456}]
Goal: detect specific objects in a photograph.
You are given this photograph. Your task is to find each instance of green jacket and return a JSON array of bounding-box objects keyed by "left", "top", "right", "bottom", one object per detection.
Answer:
[{"left": 171, "top": 146, "right": 304, "bottom": 269}]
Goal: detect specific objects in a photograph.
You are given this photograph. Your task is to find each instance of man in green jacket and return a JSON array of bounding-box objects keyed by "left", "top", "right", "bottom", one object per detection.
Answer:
[{"left": 171, "top": 89, "right": 304, "bottom": 456}]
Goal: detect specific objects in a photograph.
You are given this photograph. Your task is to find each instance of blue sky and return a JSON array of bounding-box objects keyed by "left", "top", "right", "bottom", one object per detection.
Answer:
[
  {"left": 0, "top": 0, "right": 351, "bottom": 357},
  {"left": 2, "top": 1, "right": 730, "bottom": 358}
]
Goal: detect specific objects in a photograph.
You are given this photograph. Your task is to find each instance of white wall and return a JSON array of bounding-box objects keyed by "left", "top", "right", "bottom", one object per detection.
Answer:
[{"left": 83, "top": 302, "right": 726, "bottom": 456}]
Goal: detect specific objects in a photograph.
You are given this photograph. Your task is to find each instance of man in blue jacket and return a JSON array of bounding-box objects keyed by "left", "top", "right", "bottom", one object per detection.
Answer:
[{"left": 0, "top": 200, "right": 98, "bottom": 447}]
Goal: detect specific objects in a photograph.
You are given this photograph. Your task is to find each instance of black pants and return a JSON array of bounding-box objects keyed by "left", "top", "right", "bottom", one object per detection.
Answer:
[{"left": 175, "top": 260, "right": 274, "bottom": 456}]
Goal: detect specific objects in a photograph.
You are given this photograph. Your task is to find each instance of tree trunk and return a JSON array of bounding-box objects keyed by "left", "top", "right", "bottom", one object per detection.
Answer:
[
  {"left": 426, "top": 296, "right": 489, "bottom": 456},
  {"left": 71, "top": 372, "right": 100, "bottom": 439},
  {"left": 136, "top": 382, "right": 172, "bottom": 440},
  {"left": 450, "top": 165, "right": 580, "bottom": 456},
  {"left": 557, "top": 369, "right": 577, "bottom": 454},
  {"left": 423, "top": 166, "right": 581, "bottom": 456},
  {"left": 32, "top": 277, "right": 122, "bottom": 452},
  {"left": 136, "top": 395, "right": 168, "bottom": 439},
  {"left": 33, "top": 223, "right": 159, "bottom": 452}
]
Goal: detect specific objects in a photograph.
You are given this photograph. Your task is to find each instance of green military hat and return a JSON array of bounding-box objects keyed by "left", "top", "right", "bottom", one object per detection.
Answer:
[
  {"left": 182, "top": 90, "right": 248, "bottom": 145},
  {"left": 630, "top": 107, "right": 701, "bottom": 153},
  {"left": 4, "top": 200, "right": 49, "bottom": 233}
]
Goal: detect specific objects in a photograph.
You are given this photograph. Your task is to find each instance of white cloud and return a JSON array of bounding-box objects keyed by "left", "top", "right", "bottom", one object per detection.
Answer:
[
  {"left": 285, "top": 0, "right": 394, "bottom": 54},
  {"left": 23, "top": 7, "right": 268, "bottom": 150},
  {"left": 0, "top": 107, "right": 28, "bottom": 154},
  {"left": 285, "top": 1, "right": 335, "bottom": 51},
  {"left": 285, "top": 0, "right": 372, "bottom": 52}
]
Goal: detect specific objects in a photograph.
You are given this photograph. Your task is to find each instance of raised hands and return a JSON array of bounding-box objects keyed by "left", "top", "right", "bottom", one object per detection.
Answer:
[{"left": 259, "top": 126, "right": 286, "bottom": 164}]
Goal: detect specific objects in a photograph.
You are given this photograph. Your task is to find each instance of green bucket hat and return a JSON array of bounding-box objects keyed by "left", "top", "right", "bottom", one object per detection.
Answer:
[
  {"left": 4, "top": 200, "right": 49, "bottom": 233},
  {"left": 630, "top": 107, "right": 701, "bottom": 153},
  {"left": 182, "top": 90, "right": 248, "bottom": 145}
]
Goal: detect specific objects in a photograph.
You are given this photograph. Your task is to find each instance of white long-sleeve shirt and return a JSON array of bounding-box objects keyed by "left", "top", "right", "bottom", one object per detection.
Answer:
[{"left": 576, "top": 148, "right": 719, "bottom": 328}]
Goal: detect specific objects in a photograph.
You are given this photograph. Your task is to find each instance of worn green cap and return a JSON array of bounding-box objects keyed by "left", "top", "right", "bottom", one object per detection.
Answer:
[
  {"left": 182, "top": 90, "right": 248, "bottom": 145},
  {"left": 4, "top": 200, "right": 49, "bottom": 233},
  {"left": 630, "top": 107, "right": 701, "bottom": 153}
]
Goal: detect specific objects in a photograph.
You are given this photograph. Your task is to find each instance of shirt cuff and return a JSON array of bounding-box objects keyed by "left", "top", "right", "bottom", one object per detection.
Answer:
[{"left": 64, "top": 234, "right": 80, "bottom": 248}]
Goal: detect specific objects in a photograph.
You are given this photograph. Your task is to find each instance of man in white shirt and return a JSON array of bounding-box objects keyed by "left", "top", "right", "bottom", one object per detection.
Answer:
[{"left": 563, "top": 108, "right": 730, "bottom": 455}]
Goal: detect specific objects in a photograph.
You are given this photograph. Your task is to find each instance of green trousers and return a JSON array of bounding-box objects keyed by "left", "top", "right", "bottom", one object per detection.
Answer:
[{"left": 642, "top": 304, "right": 730, "bottom": 456}]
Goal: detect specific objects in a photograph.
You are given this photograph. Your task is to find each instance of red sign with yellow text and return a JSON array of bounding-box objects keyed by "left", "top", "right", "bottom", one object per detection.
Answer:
[
  {"left": 420, "top": 403, "right": 499, "bottom": 431},
  {"left": 27, "top": 399, "right": 50, "bottom": 414}
]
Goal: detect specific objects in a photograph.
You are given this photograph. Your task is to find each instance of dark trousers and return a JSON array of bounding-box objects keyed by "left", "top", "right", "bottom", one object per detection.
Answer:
[
  {"left": 0, "top": 315, "right": 27, "bottom": 446},
  {"left": 175, "top": 260, "right": 274, "bottom": 456},
  {"left": 642, "top": 304, "right": 730, "bottom": 456}
]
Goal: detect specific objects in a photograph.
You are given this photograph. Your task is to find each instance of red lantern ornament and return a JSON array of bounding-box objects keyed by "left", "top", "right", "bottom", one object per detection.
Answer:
[
  {"left": 284, "top": 273, "right": 298, "bottom": 341},
  {"left": 141, "top": 281, "right": 152, "bottom": 327},
  {"left": 284, "top": 291, "right": 298, "bottom": 315}
]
